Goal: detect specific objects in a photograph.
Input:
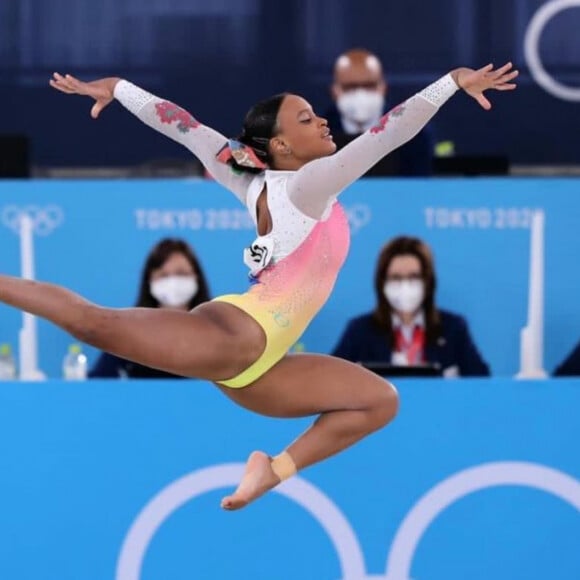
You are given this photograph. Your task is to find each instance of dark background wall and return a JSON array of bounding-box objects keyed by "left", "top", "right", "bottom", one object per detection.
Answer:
[{"left": 0, "top": 0, "right": 578, "bottom": 167}]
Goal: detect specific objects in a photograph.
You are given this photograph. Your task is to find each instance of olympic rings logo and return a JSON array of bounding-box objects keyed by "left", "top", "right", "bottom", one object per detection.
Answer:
[
  {"left": 1, "top": 205, "right": 64, "bottom": 236},
  {"left": 524, "top": 0, "right": 580, "bottom": 102},
  {"left": 116, "top": 461, "right": 580, "bottom": 580}
]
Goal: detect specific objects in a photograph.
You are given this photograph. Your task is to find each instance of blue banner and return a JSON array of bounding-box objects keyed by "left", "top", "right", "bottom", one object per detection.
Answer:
[
  {"left": 0, "top": 378, "right": 578, "bottom": 580},
  {"left": 0, "top": 178, "right": 579, "bottom": 377}
]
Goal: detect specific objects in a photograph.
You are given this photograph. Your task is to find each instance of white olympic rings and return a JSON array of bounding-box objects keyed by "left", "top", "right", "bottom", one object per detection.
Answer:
[
  {"left": 524, "top": 0, "right": 580, "bottom": 101},
  {"left": 116, "top": 461, "right": 580, "bottom": 580},
  {"left": 1, "top": 205, "right": 64, "bottom": 236}
]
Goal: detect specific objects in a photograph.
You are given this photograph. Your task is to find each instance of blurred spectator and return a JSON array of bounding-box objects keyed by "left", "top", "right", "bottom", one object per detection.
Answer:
[
  {"left": 325, "top": 48, "right": 434, "bottom": 177},
  {"left": 89, "top": 238, "right": 211, "bottom": 378},
  {"left": 332, "top": 236, "right": 489, "bottom": 377},
  {"left": 553, "top": 341, "right": 580, "bottom": 376}
]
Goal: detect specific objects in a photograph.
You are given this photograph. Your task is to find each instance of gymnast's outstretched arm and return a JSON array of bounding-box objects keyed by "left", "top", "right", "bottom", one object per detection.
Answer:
[
  {"left": 113, "top": 81, "right": 254, "bottom": 203},
  {"left": 50, "top": 74, "right": 253, "bottom": 203},
  {"left": 288, "top": 63, "right": 518, "bottom": 218}
]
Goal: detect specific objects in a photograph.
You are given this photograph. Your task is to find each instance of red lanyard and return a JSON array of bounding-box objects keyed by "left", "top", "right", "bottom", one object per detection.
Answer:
[{"left": 394, "top": 326, "right": 425, "bottom": 365}]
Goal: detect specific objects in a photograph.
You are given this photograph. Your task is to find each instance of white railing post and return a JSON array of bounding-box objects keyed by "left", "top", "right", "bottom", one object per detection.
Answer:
[
  {"left": 18, "top": 213, "right": 46, "bottom": 381},
  {"left": 516, "top": 210, "right": 547, "bottom": 379}
]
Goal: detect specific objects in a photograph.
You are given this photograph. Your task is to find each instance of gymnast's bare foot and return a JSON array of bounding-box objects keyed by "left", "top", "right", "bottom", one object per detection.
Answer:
[{"left": 221, "top": 450, "right": 280, "bottom": 510}]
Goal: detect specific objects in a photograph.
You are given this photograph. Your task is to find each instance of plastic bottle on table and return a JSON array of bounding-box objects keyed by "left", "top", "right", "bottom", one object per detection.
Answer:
[
  {"left": 62, "top": 343, "right": 88, "bottom": 381},
  {"left": 0, "top": 343, "right": 17, "bottom": 380}
]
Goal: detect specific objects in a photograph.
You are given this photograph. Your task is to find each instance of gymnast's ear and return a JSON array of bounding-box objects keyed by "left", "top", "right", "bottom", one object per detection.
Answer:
[{"left": 270, "top": 136, "right": 292, "bottom": 155}]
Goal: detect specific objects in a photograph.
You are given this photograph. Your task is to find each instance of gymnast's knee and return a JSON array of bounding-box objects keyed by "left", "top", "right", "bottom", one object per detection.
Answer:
[{"left": 370, "top": 381, "right": 399, "bottom": 429}]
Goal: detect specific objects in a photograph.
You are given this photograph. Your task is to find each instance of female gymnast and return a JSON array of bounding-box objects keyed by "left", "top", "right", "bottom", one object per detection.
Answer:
[{"left": 0, "top": 62, "right": 516, "bottom": 510}]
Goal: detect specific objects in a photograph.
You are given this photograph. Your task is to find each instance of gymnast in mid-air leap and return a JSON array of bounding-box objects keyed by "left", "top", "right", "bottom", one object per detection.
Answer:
[{"left": 0, "top": 61, "right": 517, "bottom": 510}]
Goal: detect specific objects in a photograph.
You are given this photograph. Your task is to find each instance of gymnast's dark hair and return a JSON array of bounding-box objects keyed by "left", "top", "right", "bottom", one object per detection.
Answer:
[{"left": 230, "top": 93, "right": 288, "bottom": 174}]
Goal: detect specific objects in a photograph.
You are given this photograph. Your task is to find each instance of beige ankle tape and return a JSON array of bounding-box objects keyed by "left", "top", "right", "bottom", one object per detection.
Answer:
[{"left": 271, "top": 451, "right": 297, "bottom": 482}]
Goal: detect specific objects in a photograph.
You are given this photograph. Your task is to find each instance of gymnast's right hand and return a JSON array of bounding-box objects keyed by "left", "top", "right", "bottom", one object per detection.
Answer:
[{"left": 50, "top": 73, "right": 121, "bottom": 119}]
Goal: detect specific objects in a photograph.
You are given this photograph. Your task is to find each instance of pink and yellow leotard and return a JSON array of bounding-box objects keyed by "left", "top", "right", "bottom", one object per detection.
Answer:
[
  {"left": 114, "top": 74, "right": 460, "bottom": 387},
  {"left": 212, "top": 171, "right": 350, "bottom": 387}
]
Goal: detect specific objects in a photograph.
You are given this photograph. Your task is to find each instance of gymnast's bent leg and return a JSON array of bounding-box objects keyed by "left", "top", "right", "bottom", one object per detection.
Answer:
[{"left": 218, "top": 353, "right": 399, "bottom": 509}]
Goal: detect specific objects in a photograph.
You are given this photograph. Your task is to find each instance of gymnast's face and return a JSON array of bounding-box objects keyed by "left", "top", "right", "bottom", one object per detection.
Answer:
[{"left": 270, "top": 94, "right": 336, "bottom": 166}]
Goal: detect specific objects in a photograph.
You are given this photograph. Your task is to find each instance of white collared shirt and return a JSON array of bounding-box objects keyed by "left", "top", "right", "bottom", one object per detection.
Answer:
[
  {"left": 392, "top": 311, "right": 425, "bottom": 342},
  {"left": 391, "top": 311, "right": 425, "bottom": 366}
]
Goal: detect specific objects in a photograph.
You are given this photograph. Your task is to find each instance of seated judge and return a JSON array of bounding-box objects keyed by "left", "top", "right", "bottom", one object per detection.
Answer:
[
  {"left": 325, "top": 48, "right": 434, "bottom": 176},
  {"left": 332, "top": 236, "right": 490, "bottom": 377}
]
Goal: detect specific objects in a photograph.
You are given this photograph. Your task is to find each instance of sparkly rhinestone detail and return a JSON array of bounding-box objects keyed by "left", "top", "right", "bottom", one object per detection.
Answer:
[
  {"left": 114, "top": 80, "right": 155, "bottom": 115},
  {"left": 419, "top": 73, "right": 459, "bottom": 108}
]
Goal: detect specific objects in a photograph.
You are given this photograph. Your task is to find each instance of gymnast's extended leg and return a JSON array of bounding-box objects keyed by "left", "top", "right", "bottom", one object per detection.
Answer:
[{"left": 0, "top": 275, "right": 265, "bottom": 381}]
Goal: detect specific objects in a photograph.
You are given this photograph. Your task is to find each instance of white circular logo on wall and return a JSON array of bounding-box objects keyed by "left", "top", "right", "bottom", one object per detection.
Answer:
[
  {"left": 1, "top": 205, "right": 64, "bottom": 236},
  {"left": 116, "top": 464, "right": 367, "bottom": 580},
  {"left": 116, "top": 461, "right": 580, "bottom": 580},
  {"left": 524, "top": 0, "right": 580, "bottom": 102}
]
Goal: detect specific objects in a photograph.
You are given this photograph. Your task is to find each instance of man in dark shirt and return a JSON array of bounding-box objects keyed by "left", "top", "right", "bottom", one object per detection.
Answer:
[{"left": 325, "top": 48, "right": 434, "bottom": 177}]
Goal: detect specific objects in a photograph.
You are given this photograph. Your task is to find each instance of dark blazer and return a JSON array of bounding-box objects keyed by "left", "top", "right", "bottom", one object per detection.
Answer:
[
  {"left": 332, "top": 310, "right": 490, "bottom": 377},
  {"left": 553, "top": 341, "right": 580, "bottom": 376},
  {"left": 324, "top": 103, "right": 434, "bottom": 177},
  {"left": 89, "top": 352, "right": 185, "bottom": 379}
]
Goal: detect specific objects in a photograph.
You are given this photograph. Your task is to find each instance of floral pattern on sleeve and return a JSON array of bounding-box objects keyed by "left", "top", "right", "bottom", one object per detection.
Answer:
[
  {"left": 370, "top": 104, "right": 406, "bottom": 135},
  {"left": 155, "top": 101, "right": 200, "bottom": 133}
]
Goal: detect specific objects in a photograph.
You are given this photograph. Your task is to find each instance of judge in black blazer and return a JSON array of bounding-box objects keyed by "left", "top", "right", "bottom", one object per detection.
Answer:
[{"left": 332, "top": 236, "right": 489, "bottom": 377}]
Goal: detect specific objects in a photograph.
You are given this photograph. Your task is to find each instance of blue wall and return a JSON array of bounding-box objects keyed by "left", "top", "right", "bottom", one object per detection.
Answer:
[
  {"left": 0, "top": 177, "right": 579, "bottom": 377},
  {"left": 0, "top": 378, "right": 579, "bottom": 580}
]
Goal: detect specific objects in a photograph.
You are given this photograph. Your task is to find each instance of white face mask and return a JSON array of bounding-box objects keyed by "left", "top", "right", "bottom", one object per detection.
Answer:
[
  {"left": 336, "top": 89, "right": 384, "bottom": 125},
  {"left": 150, "top": 275, "right": 198, "bottom": 307},
  {"left": 384, "top": 279, "right": 425, "bottom": 314}
]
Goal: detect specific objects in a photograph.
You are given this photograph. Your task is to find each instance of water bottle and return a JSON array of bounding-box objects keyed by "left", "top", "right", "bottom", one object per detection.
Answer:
[
  {"left": 0, "top": 343, "right": 17, "bottom": 380},
  {"left": 62, "top": 343, "right": 88, "bottom": 381}
]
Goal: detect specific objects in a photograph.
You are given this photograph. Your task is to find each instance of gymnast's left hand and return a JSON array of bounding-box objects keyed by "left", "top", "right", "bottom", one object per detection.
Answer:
[
  {"left": 50, "top": 73, "right": 121, "bottom": 119},
  {"left": 451, "top": 62, "right": 519, "bottom": 110}
]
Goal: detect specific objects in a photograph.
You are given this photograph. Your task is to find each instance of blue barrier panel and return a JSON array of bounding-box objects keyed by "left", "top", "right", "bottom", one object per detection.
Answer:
[
  {"left": 0, "top": 178, "right": 579, "bottom": 377},
  {"left": 0, "top": 378, "right": 578, "bottom": 580}
]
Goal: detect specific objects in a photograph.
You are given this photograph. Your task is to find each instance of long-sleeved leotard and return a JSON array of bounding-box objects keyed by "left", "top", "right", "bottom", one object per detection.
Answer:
[
  {"left": 114, "top": 75, "right": 459, "bottom": 387},
  {"left": 114, "top": 74, "right": 457, "bottom": 217}
]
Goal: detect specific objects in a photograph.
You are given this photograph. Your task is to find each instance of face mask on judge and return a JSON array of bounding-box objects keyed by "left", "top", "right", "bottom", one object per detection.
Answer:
[
  {"left": 150, "top": 275, "right": 198, "bottom": 307},
  {"left": 383, "top": 279, "right": 424, "bottom": 313},
  {"left": 337, "top": 89, "right": 384, "bottom": 126}
]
